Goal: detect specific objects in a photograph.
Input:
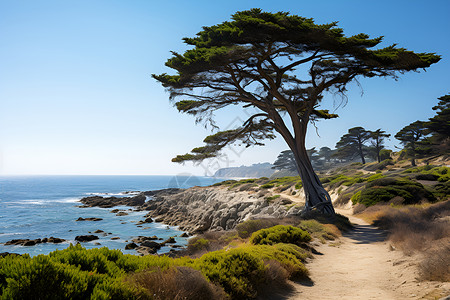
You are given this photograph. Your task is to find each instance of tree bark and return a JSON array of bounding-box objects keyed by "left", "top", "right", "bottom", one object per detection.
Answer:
[{"left": 291, "top": 143, "right": 335, "bottom": 214}]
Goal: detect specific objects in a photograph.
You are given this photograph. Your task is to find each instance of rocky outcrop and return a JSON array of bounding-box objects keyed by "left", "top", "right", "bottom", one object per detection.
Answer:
[
  {"left": 79, "top": 193, "right": 146, "bottom": 208},
  {"left": 76, "top": 217, "right": 103, "bottom": 221},
  {"left": 141, "top": 186, "right": 302, "bottom": 234},
  {"left": 4, "top": 237, "right": 66, "bottom": 246},
  {"left": 75, "top": 235, "right": 99, "bottom": 242},
  {"left": 77, "top": 186, "right": 303, "bottom": 236}
]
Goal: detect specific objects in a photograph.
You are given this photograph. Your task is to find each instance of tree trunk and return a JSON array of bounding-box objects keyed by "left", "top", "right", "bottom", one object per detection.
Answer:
[
  {"left": 358, "top": 145, "right": 366, "bottom": 164},
  {"left": 291, "top": 143, "right": 335, "bottom": 215}
]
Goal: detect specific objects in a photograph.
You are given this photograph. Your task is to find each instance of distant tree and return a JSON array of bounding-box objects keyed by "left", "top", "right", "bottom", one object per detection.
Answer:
[
  {"left": 153, "top": 9, "right": 440, "bottom": 214},
  {"left": 426, "top": 94, "right": 450, "bottom": 142},
  {"left": 395, "top": 121, "right": 430, "bottom": 166},
  {"left": 273, "top": 148, "right": 320, "bottom": 171},
  {"left": 370, "top": 129, "right": 391, "bottom": 163},
  {"left": 272, "top": 150, "right": 297, "bottom": 172},
  {"left": 379, "top": 149, "right": 393, "bottom": 161},
  {"left": 335, "top": 127, "right": 372, "bottom": 164},
  {"left": 318, "top": 147, "right": 333, "bottom": 162}
]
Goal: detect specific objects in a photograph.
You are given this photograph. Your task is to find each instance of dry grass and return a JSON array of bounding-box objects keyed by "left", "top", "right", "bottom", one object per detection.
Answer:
[
  {"left": 126, "top": 266, "right": 227, "bottom": 300},
  {"left": 360, "top": 200, "right": 450, "bottom": 281},
  {"left": 419, "top": 240, "right": 450, "bottom": 282}
]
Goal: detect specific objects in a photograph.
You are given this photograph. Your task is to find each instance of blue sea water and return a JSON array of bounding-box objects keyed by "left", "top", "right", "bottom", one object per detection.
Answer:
[{"left": 0, "top": 175, "right": 222, "bottom": 256}]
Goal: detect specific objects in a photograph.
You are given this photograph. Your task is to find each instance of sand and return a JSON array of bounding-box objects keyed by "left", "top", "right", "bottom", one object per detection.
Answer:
[{"left": 284, "top": 209, "right": 449, "bottom": 300}]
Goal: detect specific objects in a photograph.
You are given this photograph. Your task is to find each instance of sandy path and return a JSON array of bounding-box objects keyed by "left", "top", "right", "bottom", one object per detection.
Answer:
[{"left": 283, "top": 209, "right": 449, "bottom": 300}]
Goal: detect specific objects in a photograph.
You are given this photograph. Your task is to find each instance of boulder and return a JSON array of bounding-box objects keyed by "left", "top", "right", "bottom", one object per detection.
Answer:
[
  {"left": 75, "top": 235, "right": 99, "bottom": 242},
  {"left": 76, "top": 217, "right": 103, "bottom": 222},
  {"left": 125, "top": 242, "right": 138, "bottom": 250},
  {"left": 140, "top": 240, "right": 161, "bottom": 250}
]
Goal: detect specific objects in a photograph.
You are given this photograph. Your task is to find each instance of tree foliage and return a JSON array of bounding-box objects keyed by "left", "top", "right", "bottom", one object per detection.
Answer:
[
  {"left": 272, "top": 150, "right": 297, "bottom": 171},
  {"left": 153, "top": 9, "right": 440, "bottom": 213},
  {"left": 427, "top": 94, "right": 450, "bottom": 139},
  {"left": 335, "top": 127, "right": 372, "bottom": 164},
  {"left": 370, "top": 129, "right": 391, "bottom": 163},
  {"left": 395, "top": 121, "right": 430, "bottom": 166}
]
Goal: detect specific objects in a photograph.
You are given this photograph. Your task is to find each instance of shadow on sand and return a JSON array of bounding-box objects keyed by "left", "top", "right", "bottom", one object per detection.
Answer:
[{"left": 343, "top": 223, "right": 387, "bottom": 244}]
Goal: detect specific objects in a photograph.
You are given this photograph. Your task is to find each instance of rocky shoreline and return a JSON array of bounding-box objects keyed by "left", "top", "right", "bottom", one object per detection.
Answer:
[
  {"left": 79, "top": 185, "right": 302, "bottom": 234},
  {"left": 2, "top": 185, "right": 303, "bottom": 256}
]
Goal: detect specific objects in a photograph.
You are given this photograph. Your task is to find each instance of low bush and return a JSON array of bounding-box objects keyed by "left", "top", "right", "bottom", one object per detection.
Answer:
[
  {"left": 354, "top": 178, "right": 437, "bottom": 207},
  {"left": 125, "top": 266, "right": 227, "bottom": 300},
  {"left": 190, "top": 249, "right": 265, "bottom": 299},
  {"left": 243, "top": 244, "right": 309, "bottom": 279},
  {"left": 261, "top": 183, "right": 275, "bottom": 189},
  {"left": 250, "top": 225, "right": 311, "bottom": 246},
  {"left": 372, "top": 201, "right": 450, "bottom": 254},
  {"left": 419, "top": 242, "right": 450, "bottom": 282},
  {"left": 299, "top": 219, "right": 339, "bottom": 243},
  {"left": 236, "top": 219, "right": 281, "bottom": 239},
  {"left": 265, "top": 195, "right": 280, "bottom": 201}
]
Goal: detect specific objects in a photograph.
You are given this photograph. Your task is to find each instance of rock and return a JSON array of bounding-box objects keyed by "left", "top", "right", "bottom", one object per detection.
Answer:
[
  {"left": 163, "top": 237, "right": 176, "bottom": 244},
  {"left": 94, "top": 242, "right": 101, "bottom": 245},
  {"left": 4, "top": 237, "right": 66, "bottom": 246},
  {"left": 48, "top": 237, "right": 65, "bottom": 243},
  {"left": 110, "top": 237, "right": 120, "bottom": 240},
  {"left": 23, "top": 240, "right": 37, "bottom": 246},
  {"left": 180, "top": 232, "right": 189, "bottom": 237},
  {"left": 111, "top": 209, "right": 120, "bottom": 213},
  {"left": 75, "top": 235, "right": 99, "bottom": 242},
  {"left": 79, "top": 193, "right": 146, "bottom": 208},
  {"left": 125, "top": 243, "right": 138, "bottom": 250},
  {"left": 94, "top": 230, "right": 104, "bottom": 234},
  {"left": 140, "top": 240, "right": 161, "bottom": 250},
  {"left": 116, "top": 212, "right": 128, "bottom": 216},
  {"left": 0, "top": 252, "right": 20, "bottom": 257},
  {"left": 76, "top": 217, "right": 103, "bottom": 222},
  {"left": 136, "top": 246, "right": 156, "bottom": 255},
  {"left": 144, "top": 217, "right": 153, "bottom": 223}
]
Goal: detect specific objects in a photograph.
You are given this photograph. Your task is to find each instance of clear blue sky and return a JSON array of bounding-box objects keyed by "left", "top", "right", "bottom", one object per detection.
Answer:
[{"left": 0, "top": 0, "right": 449, "bottom": 175}]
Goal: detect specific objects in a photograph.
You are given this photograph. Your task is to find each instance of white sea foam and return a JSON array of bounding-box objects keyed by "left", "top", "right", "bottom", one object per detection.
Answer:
[{"left": 86, "top": 191, "right": 140, "bottom": 197}]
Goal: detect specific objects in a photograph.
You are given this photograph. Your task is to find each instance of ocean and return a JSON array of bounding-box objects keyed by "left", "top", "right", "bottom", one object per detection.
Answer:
[{"left": 0, "top": 175, "right": 222, "bottom": 256}]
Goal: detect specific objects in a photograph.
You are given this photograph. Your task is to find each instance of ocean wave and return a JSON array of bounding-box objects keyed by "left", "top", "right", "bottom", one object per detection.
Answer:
[
  {"left": 6, "top": 197, "right": 81, "bottom": 205},
  {"left": 85, "top": 191, "right": 141, "bottom": 197}
]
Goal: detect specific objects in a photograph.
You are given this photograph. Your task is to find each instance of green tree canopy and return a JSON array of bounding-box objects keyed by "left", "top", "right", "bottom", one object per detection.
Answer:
[
  {"left": 335, "top": 127, "right": 372, "bottom": 164},
  {"left": 427, "top": 94, "right": 450, "bottom": 141},
  {"left": 370, "top": 129, "right": 391, "bottom": 163},
  {"left": 153, "top": 9, "right": 440, "bottom": 214},
  {"left": 272, "top": 150, "right": 297, "bottom": 172},
  {"left": 395, "top": 121, "right": 430, "bottom": 166}
]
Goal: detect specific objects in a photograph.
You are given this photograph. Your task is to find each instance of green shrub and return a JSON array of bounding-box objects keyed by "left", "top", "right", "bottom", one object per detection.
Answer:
[
  {"left": 261, "top": 183, "right": 274, "bottom": 189},
  {"left": 366, "top": 173, "right": 385, "bottom": 182},
  {"left": 190, "top": 249, "right": 265, "bottom": 299},
  {"left": 250, "top": 225, "right": 311, "bottom": 246},
  {"left": 212, "top": 180, "right": 237, "bottom": 186},
  {"left": 187, "top": 237, "right": 210, "bottom": 252},
  {"left": 265, "top": 195, "right": 280, "bottom": 201},
  {"left": 299, "top": 219, "right": 338, "bottom": 242},
  {"left": 236, "top": 219, "right": 279, "bottom": 238},
  {"left": 244, "top": 244, "right": 309, "bottom": 279},
  {"left": 351, "top": 191, "right": 362, "bottom": 204}
]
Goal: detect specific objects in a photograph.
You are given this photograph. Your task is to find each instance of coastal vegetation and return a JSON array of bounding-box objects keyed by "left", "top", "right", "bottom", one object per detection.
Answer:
[{"left": 0, "top": 217, "right": 344, "bottom": 299}]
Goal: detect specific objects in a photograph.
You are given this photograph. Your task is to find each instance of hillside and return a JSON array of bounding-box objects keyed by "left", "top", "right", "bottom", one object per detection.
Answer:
[{"left": 213, "top": 162, "right": 275, "bottom": 178}]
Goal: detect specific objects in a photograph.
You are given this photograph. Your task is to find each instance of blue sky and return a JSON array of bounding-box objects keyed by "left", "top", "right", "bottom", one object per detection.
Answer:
[{"left": 0, "top": 0, "right": 449, "bottom": 175}]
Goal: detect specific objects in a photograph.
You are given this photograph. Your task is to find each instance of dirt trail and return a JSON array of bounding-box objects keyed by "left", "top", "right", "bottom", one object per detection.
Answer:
[{"left": 284, "top": 209, "right": 449, "bottom": 300}]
